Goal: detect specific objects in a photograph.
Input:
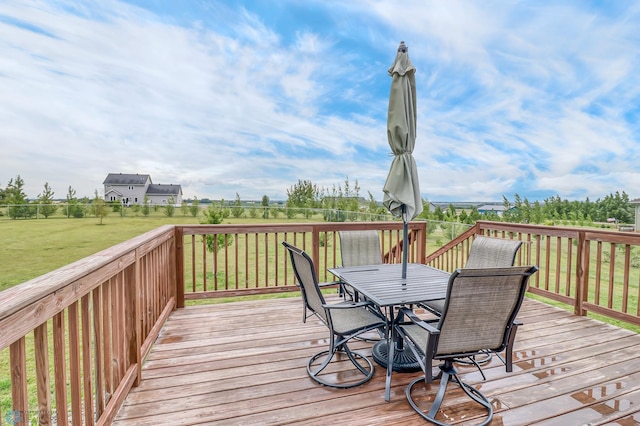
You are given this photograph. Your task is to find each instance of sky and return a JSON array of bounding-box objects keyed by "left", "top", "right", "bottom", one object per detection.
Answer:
[{"left": 2, "top": 0, "right": 640, "bottom": 203}]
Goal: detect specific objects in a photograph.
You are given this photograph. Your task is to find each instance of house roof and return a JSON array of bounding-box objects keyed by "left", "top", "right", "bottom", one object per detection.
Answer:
[
  {"left": 103, "top": 173, "right": 152, "bottom": 185},
  {"left": 146, "top": 184, "right": 182, "bottom": 196},
  {"left": 104, "top": 188, "right": 123, "bottom": 197}
]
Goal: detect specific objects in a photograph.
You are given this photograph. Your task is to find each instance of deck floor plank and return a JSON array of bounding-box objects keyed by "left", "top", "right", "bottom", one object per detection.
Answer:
[{"left": 114, "top": 295, "right": 640, "bottom": 425}]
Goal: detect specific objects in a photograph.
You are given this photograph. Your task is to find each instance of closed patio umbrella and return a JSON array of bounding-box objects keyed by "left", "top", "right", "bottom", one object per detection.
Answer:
[
  {"left": 372, "top": 41, "right": 423, "bottom": 374},
  {"left": 383, "top": 41, "right": 422, "bottom": 279}
]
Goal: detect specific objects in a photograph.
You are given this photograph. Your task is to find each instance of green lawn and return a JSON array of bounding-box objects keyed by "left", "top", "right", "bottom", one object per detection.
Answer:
[
  {"left": 0, "top": 214, "right": 194, "bottom": 291},
  {"left": 0, "top": 211, "right": 337, "bottom": 291}
]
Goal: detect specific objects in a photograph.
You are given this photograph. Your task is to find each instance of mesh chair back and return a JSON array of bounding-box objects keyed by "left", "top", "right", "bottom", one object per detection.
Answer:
[
  {"left": 465, "top": 236, "right": 522, "bottom": 268},
  {"left": 339, "top": 230, "right": 383, "bottom": 267},
  {"left": 282, "top": 242, "right": 328, "bottom": 323},
  {"left": 436, "top": 266, "right": 536, "bottom": 356}
]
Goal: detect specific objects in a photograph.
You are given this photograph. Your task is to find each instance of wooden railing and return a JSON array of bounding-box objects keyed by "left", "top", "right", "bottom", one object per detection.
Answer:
[
  {"left": 0, "top": 225, "right": 177, "bottom": 425},
  {"left": 426, "top": 220, "right": 640, "bottom": 326},
  {"left": 2, "top": 219, "right": 640, "bottom": 424},
  {"left": 175, "top": 222, "right": 426, "bottom": 305},
  {"left": 0, "top": 221, "right": 424, "bottom": 424}
]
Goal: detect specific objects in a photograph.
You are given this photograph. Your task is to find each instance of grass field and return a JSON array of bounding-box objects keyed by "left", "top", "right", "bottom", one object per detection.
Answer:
[
  {"left": 0, "top": 214, "right": 196, "bottom": 291},
  {"left": 0, "top": 210, "right": 372, "bottom": 291}
]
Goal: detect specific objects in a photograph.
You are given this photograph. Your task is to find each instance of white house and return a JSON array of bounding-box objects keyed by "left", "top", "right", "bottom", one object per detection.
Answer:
[{"left": 103, "top": 173, "right": 183, "bottom": 205}]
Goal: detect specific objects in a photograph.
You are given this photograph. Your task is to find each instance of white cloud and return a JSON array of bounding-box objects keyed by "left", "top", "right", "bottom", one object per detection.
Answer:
[{"left": 2, "top": 0, "right": 640, "bottom": 203}]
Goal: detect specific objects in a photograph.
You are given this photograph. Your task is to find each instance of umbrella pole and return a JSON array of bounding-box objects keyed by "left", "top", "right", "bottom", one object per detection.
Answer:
[{"left": 402, "top": 205, "right": 408, "bottom": 279}]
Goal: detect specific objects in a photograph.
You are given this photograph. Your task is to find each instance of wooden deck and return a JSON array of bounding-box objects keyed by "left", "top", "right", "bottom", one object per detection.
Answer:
[{"left": 113, "top": 295, "right": 640, "bottom": 425}]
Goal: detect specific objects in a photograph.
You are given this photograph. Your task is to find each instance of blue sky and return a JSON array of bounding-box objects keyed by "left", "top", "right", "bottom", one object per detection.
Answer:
[{"left": 2, "top": 1, "right": 640, "bottom": 202}]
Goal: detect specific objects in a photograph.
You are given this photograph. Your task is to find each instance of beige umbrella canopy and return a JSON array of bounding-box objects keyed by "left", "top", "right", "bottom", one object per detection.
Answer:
[{"left": 382, "top": 41, "right": 422, "bottom": 278}]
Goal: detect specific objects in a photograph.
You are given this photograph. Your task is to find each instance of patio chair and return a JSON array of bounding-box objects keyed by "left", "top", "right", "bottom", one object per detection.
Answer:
[
  {"left": 282, "top": 241, "right": 386, "bottom": 388},
  {"left": 337, "top": 230, "right": 383, "bottom": 300},
  {"left": 396, "top": 265, "right": 538, "bottom": 425},
  {"left": 421, "top": 236, "right": 523, "bottom": 372},
  {"left": 421, "top": 236, "right": 523, "bottom": 315}
]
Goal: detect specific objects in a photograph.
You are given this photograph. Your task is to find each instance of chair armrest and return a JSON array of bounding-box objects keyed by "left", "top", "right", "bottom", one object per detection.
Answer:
[{"left": 398, "top": 307, "right": 440, "bottom": 335}]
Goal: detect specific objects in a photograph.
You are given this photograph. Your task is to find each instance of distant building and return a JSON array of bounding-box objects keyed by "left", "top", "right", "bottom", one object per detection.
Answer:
[
  {"left": 103, "top": 173, "right": 183, "bottom": 205},
  {"left": 477, "top": 204, "right": 511, "bottom": 217}
]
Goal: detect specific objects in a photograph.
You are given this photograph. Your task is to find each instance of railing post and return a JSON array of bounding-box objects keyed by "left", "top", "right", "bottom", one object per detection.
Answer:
[
  {"left": 575, "top": 230, "right": 588, "bottom": 316},
  {"left": 311, "top": 225, "right": 321, "bottom": 279},
  {"left": 416, "top": 222, "right": 427, "bottom": 264},
  {"left": 174, "top": 226, "right": 184, "bottom": 308}
]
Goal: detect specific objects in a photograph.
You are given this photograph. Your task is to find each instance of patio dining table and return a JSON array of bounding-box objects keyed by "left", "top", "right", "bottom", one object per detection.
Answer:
[{"left": 328, "top": 263, "right": 450, "bottom": 401}]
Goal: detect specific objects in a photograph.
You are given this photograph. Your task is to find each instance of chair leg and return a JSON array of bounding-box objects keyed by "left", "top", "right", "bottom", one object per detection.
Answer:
[
  {"left": 406, "top": 360, "right": 493, "bottom": 426},
  {"left": 307, "top": 339, "right": 375, "bottom": 389},
  {"left": 505, "top": 322, "right": 520, "bottom": 372}
]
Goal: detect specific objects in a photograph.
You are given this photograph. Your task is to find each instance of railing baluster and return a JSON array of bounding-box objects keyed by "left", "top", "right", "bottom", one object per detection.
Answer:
[
  {"left": 565, "top": 237, "right": 573, "bottom": 297},
  {"left": 34, "top": 322, "right": 51, "bottom": 425},
  {"left": 53, "top": 311, "right": 68, "bottom": 426},
  {"left": 608, "top": 243, "right": 616, "bottom": 309},
  {"left": 623, "top": 244, "right": 631, "bottom": 313},
  {"left": 81, "top": 294, "right": 95, "bottom": 426},
  {"left": 102, "top": 280, "right": 113, "bottom": 404},
  {"left": 10, "top": 337, "right": 28, "bottom": 425},
  {"left": 68, "top": 301, "right": 82, "bottom": 424},
  {"left": 92, "top": 286, "right": 105, "bottom": 417}
]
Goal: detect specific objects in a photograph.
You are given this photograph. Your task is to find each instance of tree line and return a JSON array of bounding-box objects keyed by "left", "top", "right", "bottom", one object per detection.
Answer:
[{"left": 1, "top": 174, "right": 636, "bottom": 226}]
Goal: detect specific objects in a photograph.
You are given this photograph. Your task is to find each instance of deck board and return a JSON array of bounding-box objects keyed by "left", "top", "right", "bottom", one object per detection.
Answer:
[{"left": 113, "top": 295, "right": 640, "bottom": 425}]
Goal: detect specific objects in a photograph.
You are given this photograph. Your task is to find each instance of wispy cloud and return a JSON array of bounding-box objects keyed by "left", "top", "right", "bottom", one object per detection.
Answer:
[{"left": 1, "top": 0, "right": 640, "bottom": 202}]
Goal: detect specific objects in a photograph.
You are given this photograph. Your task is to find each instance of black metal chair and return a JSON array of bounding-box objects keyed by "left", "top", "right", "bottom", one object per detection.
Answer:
[
  {"left": 396, "top": 265, "right": 538, "bottom": 425},
  {"left": 282, "top": 241, "right": 386, "bottom": 388}
]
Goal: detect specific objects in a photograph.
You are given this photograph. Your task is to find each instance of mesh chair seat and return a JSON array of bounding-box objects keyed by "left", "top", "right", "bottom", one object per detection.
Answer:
[{"left": 330, "top": 305, "right": 385, "bottom": 335}]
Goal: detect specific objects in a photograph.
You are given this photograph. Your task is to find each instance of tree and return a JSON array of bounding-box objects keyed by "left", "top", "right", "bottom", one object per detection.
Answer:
[
  {"left": 164, "top": 196, "right": 175, "bottom": 217},
  {"left": 231, "top": 193, "right": 244, "bottom": 218},
  {"left": 66, "top": 186, "right": 84, "bottom": 218},
  {"left": 6, "top": 175, "right": 33, "bottom": 219},
  {"left": 141, "top": 195, "right": 151, "bottom": 217},
  {"left": 366, "top": 191, "right": 386, "bottom": 219},
  {"left": 336, "top": 177, "right": 360, "bottom": 213},
  {"left": 189, "top": 197, "right": 200, "bottom": 217},
  {"left": 286, "top": 180, "right": 320, "bottom": 218},
  {"left": 467, "top": 206, "right": 481, "bottom": 223},
  {"left": 458, "top": 209, "right": 469, "bottom": 224},
  {"left": 596, "top": 191, "right": 633, "bottom": 224},
  {"left": 433, "top": 206, "right": 444, "bottom": 221},
  {"left": 444, "top": 204, "right": 457, "bottom": 222},
  {"left": 261, "top": 195, "right": 270, "bottom": 219},
  {"left": 181, "top": 200, "right": 189, "bottom": 216},
  {"left": 501, "top": 195, "right": 514, "bottom": 222},
  {"left": 530, "top": 200, "right": 544, "bottom": 224},
  {"left": 37, "top": 182, "right": 58, "bottom": 218},
  {"left": 93, "top": 189, "right": 108, "bottom": 224},
  {"left": 201, "top": 204, "right": 231, "bottom": 254}
]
